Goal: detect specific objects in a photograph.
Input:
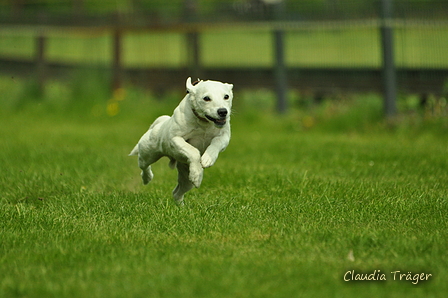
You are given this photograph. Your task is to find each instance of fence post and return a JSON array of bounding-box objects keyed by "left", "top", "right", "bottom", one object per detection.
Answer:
[
  {"left": 184, "top": 0, "right": 201, "bottom": 80},
  {"left": 272, "top": 1, "right": 287, "bottom": 114},
  {"left": 35, "top": 34, "right": 46, "bottom": 98},
  {"left": 187, "top": 32, "right": 201, "bottom": 80},
  {"left": 380, "top": 0, "right": 397, "bottom": 117},
  {"left": 112, "top": 28, "right": 122, "bottom": 91}
]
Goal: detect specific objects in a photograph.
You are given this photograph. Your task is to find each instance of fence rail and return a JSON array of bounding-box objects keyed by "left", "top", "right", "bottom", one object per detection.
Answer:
[{"left": 2, "top": 57, "right": 446, "bottom": 94}]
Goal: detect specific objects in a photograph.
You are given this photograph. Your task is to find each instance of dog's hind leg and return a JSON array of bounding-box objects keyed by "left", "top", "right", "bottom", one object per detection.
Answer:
[
  {"left": 141, "top": 166, "right": 153, "bottom": 185},
  {"left": 172, "top": 162, "right": 194, "bottom": 205},
  {"left": 168, "top": 158, "right": 177, "bottom": 169},
  {"left": 138, "top": 154, "right": 160, "bottom": 185}
]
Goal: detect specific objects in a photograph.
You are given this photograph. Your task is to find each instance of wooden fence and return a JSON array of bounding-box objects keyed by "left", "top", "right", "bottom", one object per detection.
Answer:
[{"left": 1, "top": 1, "right": 448, "bottom": 115}]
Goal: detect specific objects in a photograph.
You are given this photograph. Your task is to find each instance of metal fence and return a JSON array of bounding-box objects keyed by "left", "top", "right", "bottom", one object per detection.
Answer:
[{"left": 1, "top": 0, "right": 448, "bottom": 115}]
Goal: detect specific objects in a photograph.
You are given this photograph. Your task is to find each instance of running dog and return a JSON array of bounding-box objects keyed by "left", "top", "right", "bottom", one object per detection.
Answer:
[{"left": 130, "top": 77, "right": 233, "bottom": 205}]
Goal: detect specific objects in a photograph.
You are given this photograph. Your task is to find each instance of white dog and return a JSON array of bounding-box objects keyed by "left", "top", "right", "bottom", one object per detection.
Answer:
[{"left": 130, "top": 77, "right": 233, "bottom": 205}]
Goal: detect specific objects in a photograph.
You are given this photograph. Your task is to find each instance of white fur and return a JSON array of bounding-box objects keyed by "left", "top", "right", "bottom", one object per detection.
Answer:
[{"left": 130, "top": 77, "right": 233, "bottom": 205}]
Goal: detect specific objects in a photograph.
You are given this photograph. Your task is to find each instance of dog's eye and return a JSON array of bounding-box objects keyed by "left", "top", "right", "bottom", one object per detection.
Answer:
[
  {"left": 224, "top": 94, "right": 229, "bottom": 100},
  {"left": 203, "top": 96, "right": 211, "bottom": 102}
]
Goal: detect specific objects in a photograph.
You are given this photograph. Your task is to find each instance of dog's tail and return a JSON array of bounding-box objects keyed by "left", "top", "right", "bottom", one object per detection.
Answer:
[{"left": 129, "top": 144, "right": 139, "bottom": 156}]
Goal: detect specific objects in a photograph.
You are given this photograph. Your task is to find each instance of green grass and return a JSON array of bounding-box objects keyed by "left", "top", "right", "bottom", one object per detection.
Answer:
[
  {"left": 1, "top": 82, "right": 447, "bottom": 297},
  {"left": 1, "top": 26, "right": 448, "bottom": 68}
]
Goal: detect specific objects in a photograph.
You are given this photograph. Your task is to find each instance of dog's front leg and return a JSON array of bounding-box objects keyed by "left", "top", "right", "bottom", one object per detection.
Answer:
[
  {"left": 201, "top": 133, "right": 230, "bottom": 168},
  {"left": 171, "top": 136, "right": 203, "bottom": 188}
]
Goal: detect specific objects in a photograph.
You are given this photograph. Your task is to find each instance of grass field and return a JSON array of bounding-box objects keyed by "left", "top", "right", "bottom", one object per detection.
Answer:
[
  {"left": 1, "top": 79, "right": 447, "bottom": 297},
  {"left": 1, "top": 26, "right": 448, "bottom": 68}
]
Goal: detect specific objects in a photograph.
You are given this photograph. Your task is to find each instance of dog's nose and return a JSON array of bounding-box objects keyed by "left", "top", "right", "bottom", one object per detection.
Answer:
[{"left": 217, "top": 108, "right": 228, "bottom": 118}]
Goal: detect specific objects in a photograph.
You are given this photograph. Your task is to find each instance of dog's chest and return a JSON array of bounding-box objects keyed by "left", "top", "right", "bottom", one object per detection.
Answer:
[{"left": 184, "top": 128, "right": 217, "bottom": 153}]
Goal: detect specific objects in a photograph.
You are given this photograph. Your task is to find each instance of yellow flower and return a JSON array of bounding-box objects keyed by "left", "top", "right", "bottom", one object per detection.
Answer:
[{"left": 107, "top": 101, "right": 120, "bottom": 116}]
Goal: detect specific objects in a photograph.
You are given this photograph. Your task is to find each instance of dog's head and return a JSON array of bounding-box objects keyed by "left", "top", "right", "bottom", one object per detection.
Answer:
[{"left": 186, "top": 77, "right": 233, "bottom": 128}]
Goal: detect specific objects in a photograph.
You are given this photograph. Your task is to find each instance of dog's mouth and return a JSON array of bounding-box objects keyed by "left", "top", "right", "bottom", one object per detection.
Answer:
[{"left": 205, "top": 115, "right": 226, "bottom": 128}]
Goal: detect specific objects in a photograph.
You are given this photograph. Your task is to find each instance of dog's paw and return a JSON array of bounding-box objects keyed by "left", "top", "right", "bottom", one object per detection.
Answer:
[
  {"left": 189, "top": 164, "right": 203, "bottom": 188},
  {"left": 141, "top": 169, "right": 153, "bottom": 185},
  {"left": 174, "top": 198, "right": 185, "bottom": 207},
  {"left": 190, "top": 173, "right": 203, "bottom": 188},
  {"left": 201, "top": 152, "right": 217, "bottom": 168}
]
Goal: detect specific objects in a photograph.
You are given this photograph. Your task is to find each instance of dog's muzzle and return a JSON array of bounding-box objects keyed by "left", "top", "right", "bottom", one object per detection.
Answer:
[
  {"left": 206, "top": 115, "right": 227, "bottom": 128},
  {"left": 205, "top": 108, "right": 228, "bottom": 128},
  {"left": 192, "top": 108, "right": 228, "bottom": 128}
]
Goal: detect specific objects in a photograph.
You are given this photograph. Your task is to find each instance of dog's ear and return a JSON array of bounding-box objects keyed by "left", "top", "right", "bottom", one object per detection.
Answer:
[
  {"left": 186, "top": 77, "right": 201, "bottom": 94},
  {"left": 186, "top": 77, "right": 195, "bottom": 94},
  {"left": 225, "top": 83, "right": 234, "bottom": 91}
]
